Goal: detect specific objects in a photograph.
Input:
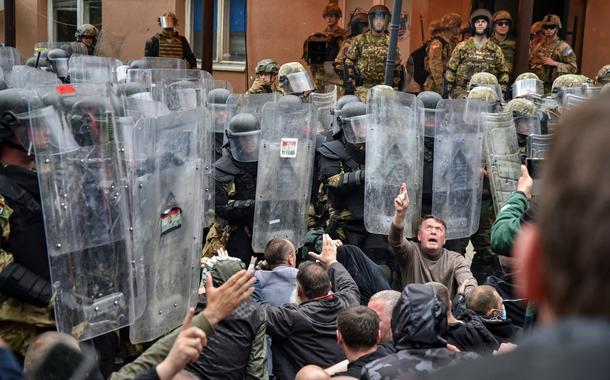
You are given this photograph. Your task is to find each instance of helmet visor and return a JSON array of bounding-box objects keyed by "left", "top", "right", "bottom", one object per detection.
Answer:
[
  {"left": 158, "top": 16, "right": 176, "bottom": 28},
  {"left": 514, "top": 114, "right": 541, "bottom": 135},
  {"left": 282, "top": 71, "right": 314, "bottom": 94},
  {"left": 228, "top": 130, "right": 260, "bottom": 162},
  {"left": 512, "top": 79, "right": 543, "bottom": 98},
  {"left": 342, "top": 114, "right": 369, "bottom": 144},
  {"left": 20, "top": 106, "right": 79, "bottom": 155}
]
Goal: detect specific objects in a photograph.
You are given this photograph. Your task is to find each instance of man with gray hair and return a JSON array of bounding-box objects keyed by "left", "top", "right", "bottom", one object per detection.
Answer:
[{"left": 367, "top": 290, "right": 401, "bottom": 343}]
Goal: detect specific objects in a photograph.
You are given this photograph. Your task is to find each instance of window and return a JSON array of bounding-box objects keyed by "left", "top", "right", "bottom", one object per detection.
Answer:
[
  {"left": 188, "top": 0, "right": 246, "bottom": 71},
  {"left": 48, "top": 0, "right": 101, "bottom": 42}
]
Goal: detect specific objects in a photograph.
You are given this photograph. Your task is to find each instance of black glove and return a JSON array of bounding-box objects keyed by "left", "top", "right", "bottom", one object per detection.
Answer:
[
  {"left": 0, "top": 262, "right": 52, "bottom": 308},
  {"left": 342, "top": 170, "right": 365, "bottom": 186}
]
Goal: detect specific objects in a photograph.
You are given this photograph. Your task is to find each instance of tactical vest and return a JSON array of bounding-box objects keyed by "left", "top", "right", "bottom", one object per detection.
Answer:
[
  {"left": 158, "top": 32, "right": 184, "bottom": 59},
  {"left": 0, "top": 167, "right": 49, "bottom": 280},
  {"left": 214, "top": 155, "right": 258, "bottom": 204},
  {"left": 356, "top": 33, "right": 390, "bottom": 85}
]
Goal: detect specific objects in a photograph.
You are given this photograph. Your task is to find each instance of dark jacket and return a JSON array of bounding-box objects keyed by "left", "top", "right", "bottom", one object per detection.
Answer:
[
  {"left": 144, "top": 32, "right": 197, "bottom": 69},
  {"left": 362, "top": 284, "right": 477, "bottom": 379},
  {"left": 420, "top": 319, "right": 610, "bottom": 380},
  {"left": 263, "top": 262, "right": 359, "bottom": 380},
  {"left": 447, "top": 320, "right": 499, "bottom": 355},
  {"left": 333, "top": 343, "right": 394, "bottom": 378}
]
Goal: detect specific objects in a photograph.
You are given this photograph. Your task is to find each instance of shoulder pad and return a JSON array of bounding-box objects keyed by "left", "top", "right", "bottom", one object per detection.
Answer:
[
  {"left": 318, "top": 139, "right": 345, "bottom": 159},
  {"left": 213, "top": 155, "right": 240, "bottom": 182}
]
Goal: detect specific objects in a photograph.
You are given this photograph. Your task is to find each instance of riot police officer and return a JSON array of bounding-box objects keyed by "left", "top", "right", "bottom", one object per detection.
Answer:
[
  {"left": 203, "top": 113, "right": 260, "bottom": 264},
  {"left": 207, "top": 88, "right": 232, "bottom": 161}
]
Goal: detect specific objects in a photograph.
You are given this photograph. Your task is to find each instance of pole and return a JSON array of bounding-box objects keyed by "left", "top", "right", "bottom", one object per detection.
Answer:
[{"left": 384, "top": 0, "right": 403, "bottom": 86}]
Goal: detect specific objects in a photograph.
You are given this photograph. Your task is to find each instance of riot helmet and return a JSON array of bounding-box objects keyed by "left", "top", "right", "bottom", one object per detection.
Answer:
[
  {"left": 338, "top": 101, "right": 368, "bottom": 144},
  {"left": 417, "top": 91, "right": 442, "bottom": 134},
  {"left": 513, "top": 72, "right": 543, "bottom": 98},
  {"left": 46, "top": 48, "right": 70, "bottom": 80},
  {"left": 470, "top": 9, "right": 493, "bottom": 37},
  {"left": 504, "top": 98, "right": 541, "bottom": 136},
  {"left": 75, "top": 24, "right": 99, "bottom": 42},
  {"left": 0, "top": 88, "right": 49, "bottom": 153},
  {"left": 468, "top": 72, "right": 502, "bottom": 102},
  {"left": 158, "top": 11, "right": 178, "bottom": 29},
  {"left": 226, "top": 112, "right": 260, "bottom": 162},
  {"left": 278, "top": 62, "right": 314, "bottom": 96},
  {"left": 208, "top": 88, "right": 233, "bottom": 133},
  {"left": 332, "top": 95, "right": 360, "bottom": 136},
  {"left": 368, "top": 5, "right": 390, "bottom": 34}
]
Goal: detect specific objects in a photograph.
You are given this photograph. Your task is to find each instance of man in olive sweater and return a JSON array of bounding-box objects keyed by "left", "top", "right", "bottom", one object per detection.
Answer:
[{"left": 390, "top": 183, "right": 477, "bottom": 298}]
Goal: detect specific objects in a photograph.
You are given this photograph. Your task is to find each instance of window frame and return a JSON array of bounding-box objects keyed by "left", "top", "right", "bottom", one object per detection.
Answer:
[
  {"left": 47, "top": 0, "right": 101, "bottom": 41},
  {"left": 186, "top": 0, "right": 246, "bottom": 72}
]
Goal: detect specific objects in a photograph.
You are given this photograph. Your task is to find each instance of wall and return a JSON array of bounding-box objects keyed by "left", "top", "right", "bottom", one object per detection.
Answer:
[
  {"left": 15, "top": 0, "right": 47, "bottom": 60},
  {"left": 581, "top": 0, "right": 610, "bottom": 78}
]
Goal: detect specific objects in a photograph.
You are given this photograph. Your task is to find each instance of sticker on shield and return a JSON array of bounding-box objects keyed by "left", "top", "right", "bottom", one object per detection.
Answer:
[
  {"left": 160, "top": 206, "right": 183, "bottom": 235},
  {"left": 280, "top": 138, "right": 298, "bottom": 158}
]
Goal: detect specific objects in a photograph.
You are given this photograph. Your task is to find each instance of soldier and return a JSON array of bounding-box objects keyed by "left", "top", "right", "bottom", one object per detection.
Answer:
[
  {"left": 303, "top": 4, "right": 348, "bottom": 93},
  {"left": 468, "top": 72, "right": 503, "bottom": 102},
  {"left": 530, "top": 21, "right": 544, "bottom": 54},
  {"left": 504, "top": 97, "right": 542, "bottom": 161},
  {"left": 317, "top": 99, "right": 394, "bottom": 282},
  {"left": 529, "top": 14, "right": 577, "bottom": 94},
  {"left": 145, "top": 11, "right": 197, "bottom": 69},
  {"left": 278, "top": 62, "right": 314, "bottom": 98},
  {"left": 0, "top": 89, "right": 54, "bottom": 356},
  {"left": 207, "top": 88, "right": 232, "bottom": 161},
  {"left": 422, "top": 13, "right": 462, "bottom": 93},
  {"left": 75, "top": 24, "right": 99, "bottom": 55},
  {"left": 595, "top": 64, "right": 610, "bottom": 86},
  {"left": 334, "top": 10, "right": 369, "bottom": 95},
  {"left": 445, "top": 9, "right": 509, "bottom": 99},
  {"left": 344, "top": 5, "right": 403, "bottom": 101},
  {"left": 512, "top": 72, "right": 544, "bottom": 99},
  {"left": 203, "top": 113, "right": 260, "bottom": 265},
  {"left": 247, "top": 59, "right": 281, "bottom": 94},
  {"left": 492, "top": 10, "right": 516, "bottom": 79}
]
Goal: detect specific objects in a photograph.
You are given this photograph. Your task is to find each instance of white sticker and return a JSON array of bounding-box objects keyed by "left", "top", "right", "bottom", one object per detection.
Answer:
[
  {"left": 280, "top": 138, "right": 298, "bottom": 158},
  {"left": 269, "top": 219, "right": 281, "bottom": 225}
]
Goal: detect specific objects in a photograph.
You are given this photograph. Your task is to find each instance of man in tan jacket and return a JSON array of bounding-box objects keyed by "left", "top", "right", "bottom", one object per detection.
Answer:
[{"left": 389, "top": 183, "right": 477, "bottom": 298}]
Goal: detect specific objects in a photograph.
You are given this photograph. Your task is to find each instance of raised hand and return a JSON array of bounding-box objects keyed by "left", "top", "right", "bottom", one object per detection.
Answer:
[{"left": 308, "top": 234, "right": 338, "bottom": 267}]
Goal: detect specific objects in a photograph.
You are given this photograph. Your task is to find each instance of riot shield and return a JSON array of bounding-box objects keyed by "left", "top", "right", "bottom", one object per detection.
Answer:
[
  {"left": 213, "top": 79, "right": 233, "bottom": 92},
  {"left": 128, "top": 57, "right": 187, "bottom": 69},
  {"left": 251, "top": 101, "right": 316, "bottom": 252},
  {"left": 125, "top": 108, "right": 205, "bottom": 343},
  {"left": 310, "top": 85, "right": 337, "bottom": 133},
  {"left": 431, "top": 100, "right": 485, "bottom": 239},
  {"left": 34, "top": 42, "right": 88, "bottom": 56},
  {"left": 364, "top": 90, "right": 423, "bottom": 238},
  {"left": 0, "top": 46, "right": 22, "bottom": 86},
  {"left": 563, "top": 93, "right": 589, "bottom": 115},
  {"left": 512, "top": 79, "right": 543, "bottom": 99},
  {"left": 12, "top": 65, "right": 60, "bottom": 88},
  {"left": 93, "top": 30, "right": 126, "bottom": 59},
  {"left": 29, "top": 86, "right": 144, "bottom": 340},
  {"left": 526, "top": 133, "right": 553, "bottom": 198},
  {"left": 68, "top": 55, "right": 123, "bottom": 83},
  {"left": 482, "top": 111, "right": 522, "bottom": 214},
  {"left": 226, "top": 93, "right": 281, "bottom": 122}
]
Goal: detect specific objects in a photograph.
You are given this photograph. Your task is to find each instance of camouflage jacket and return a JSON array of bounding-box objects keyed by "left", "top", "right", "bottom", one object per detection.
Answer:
[
  {"left": 529, "top": 36, "right": 578, "bottom": 93},
  {"left": 445, "top": 38, "right": 510, "bottom": 98},
  {"left": 246, "top": 78, "right": 282, "bottom": 95},
  {"left": 423, "top": 35, "right": 453, "bottom": 93},
  {"left": 345, "top": 31, "right": 402, "bottom": 87},
  {"left": 492, "top": 35, "right": 517, "bottom": 77}
]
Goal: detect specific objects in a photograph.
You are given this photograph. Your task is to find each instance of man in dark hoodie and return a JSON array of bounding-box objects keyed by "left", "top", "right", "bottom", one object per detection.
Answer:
[
  {"left": 263, "top": 234, "right": 360, "bottom": 380},
  {"left": 361, "top": 284, "right": 477, "bottom": 379}
]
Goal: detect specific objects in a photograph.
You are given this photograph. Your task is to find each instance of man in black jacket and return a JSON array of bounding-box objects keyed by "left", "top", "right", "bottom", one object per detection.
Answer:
[
  {"left": 263, "top": 234, "right": 360, "bottom": 380},
  {"left": 144, "top": 11, "right": 197, "bottom": 69}
]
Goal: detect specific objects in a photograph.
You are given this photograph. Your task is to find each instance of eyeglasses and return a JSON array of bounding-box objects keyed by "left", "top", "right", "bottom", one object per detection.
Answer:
[
  {"left": 542, "top": 25, "right": 557, "bottom": 30},
  {"left": 496, "top": 21, "right": 510, "bottom": 27}
]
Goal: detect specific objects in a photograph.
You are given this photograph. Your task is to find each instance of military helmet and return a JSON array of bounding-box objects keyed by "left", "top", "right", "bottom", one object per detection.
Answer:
[
  {"left": 552, "top": 74, "right": 587, "bottom": 92},
  {"left": 339, "top": 101, "right": 368, "bottom": 144},
  {"left": 470, "top": 9, "right": 494, "bottom": 36},
  {"left": 226, "top": 112, "right": 260, "bottom": 162},
  {"left": 368, "top": 5, "right": 391, "bottom": 33},
  {"left": 417, "top": 91, "right": 442, "bottom": 109},
  {"left": 440, "top": 13, "right": 462, "bottom": 30},
  {"left": 349, "top": 11, "right": 369, "bottom": 36},
  {"left": 75, "top": 24, "right": 98, "bottom": 40},
  {"left": 493, "top": 10, "right": 512, "bottom": 24},
  {"left": 159, "top": 11, "right": 178, "bottom": 28},
  {"left": 505, "top": 98, "right": 537, "bottom": 116},
  {"left": 595, "top": 65, "right": 610, "bottom": 85},
  {"left": 468, "top": 72, "right": 498, "bottom": 89},
  {"left": 255, "top": 59, "right": 279, "bottom": 75},
  {"left": 0, "top": 88, "right": 45, "bottom": 148},
  {"left": 515, "top": 72, "right": 540, "bottom": 82},
  {"left": 208, "top": 88, "right": 231, "bottom": 105},
  {"left": 323, "top": 4, "right": 342, "bottom": 18},
  {"left": 467, "top": 86, "right": 497, "bottom": 102},
  {"left": 278, "top": 62, "right": 313, "bottom": 95},
  {"left": 542, "top": 14, "right": 562, "bottom": 29}
]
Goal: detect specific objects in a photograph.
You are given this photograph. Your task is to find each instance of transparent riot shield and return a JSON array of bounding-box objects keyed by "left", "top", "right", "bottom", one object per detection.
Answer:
[
  {"left": 512, "top": 79, "right": 543, "bottom": 99},
  {"left": 213, "top": 79, "right": 233, "bottom": 92},
  {"left": 310, "top": 85, "right": 337, "bottom": 133},
  {"left": 12, "top": 65, "right": 60, "bottom": 88},
  {"left": 34, "top": 42, "right": 88, "bottom": 56},
  {"left": 526, "top": 133, "right": 553, "bottom": 198},
  {"left": 563, "top": 93, "right": 589, "bottom": 115},
  {"left": 226, "top": 93, "right": 281, "bottom": 122},
  {"left": 128, "top": 57, "right": 187, "bottom": 70},
  {"left": 93, "top": 30, "right": 126, "bottom": 59},
  {"left": 431, "top": 100, "right": 485, "bottom": 239},
  {"left": 365, "top": 90, "right": 423, "bottom": 238},
  {"left": 68, "top": 55, "right": 123, "bottom": 83},
  {"left": 125, "top": 108, "right": 205, "bottom": 343},
  {"left": 0, "top": 46, "right": 22, "bottom": 86},
  {"left": 29, "top": 87, "right": 144, "bottom": 340},
  {"left": 482, "top": 111, "right": 522, "bottom": 214},
  {"left": 251, "top": 101, "right": 316, "bottom": 252}
]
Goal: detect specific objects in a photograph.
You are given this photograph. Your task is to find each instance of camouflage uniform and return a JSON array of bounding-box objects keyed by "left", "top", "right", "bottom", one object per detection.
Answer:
[
  {"left": 334, "top": 36, "right": 358, "bottom": 94},
  {"left": 309, "top": 26, "right": 348, "bottom": 93},
  {"left": 423, "top": 34, "right": 452, "bottom": 93},
  {"left": 492, "top": 36, "right": 516, "bottom": 76},
  {"left": 246, "top": 78, "right": 282, "bottom": 94},
  {"left": 529, "top": 15, "right": 577, "bottom": 93},
  {"left": 595, "top": 64, "right": 610, "bottom": 85},
  {"left": 344, "top": 31, "right": 402, "bottom": 101},
  {"left": 445, "top": 38, "right": 509, "bottom": 99}
]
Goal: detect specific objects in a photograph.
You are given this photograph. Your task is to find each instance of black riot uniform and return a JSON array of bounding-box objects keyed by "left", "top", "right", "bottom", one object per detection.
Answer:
[
  {"left": 204, "top": 112, "right": 260, "bottom": 265},
  {"left": 317, "top": 101, "right": 395, "bottom": 282}
]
